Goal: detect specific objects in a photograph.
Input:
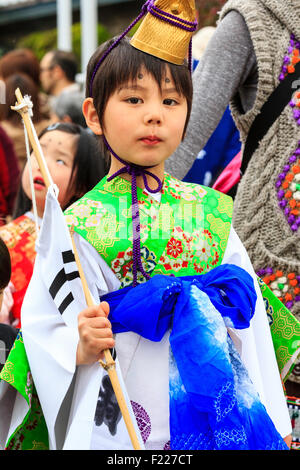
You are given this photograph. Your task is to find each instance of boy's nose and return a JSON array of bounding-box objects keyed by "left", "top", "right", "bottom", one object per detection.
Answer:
[{"left": 144, "top": 106, "right": 163, "bottom": 125}]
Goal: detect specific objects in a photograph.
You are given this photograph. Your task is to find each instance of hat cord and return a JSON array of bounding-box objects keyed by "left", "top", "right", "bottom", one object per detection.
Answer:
[{"left": 105, "top": 135, "right": 163, "bottom": 287}]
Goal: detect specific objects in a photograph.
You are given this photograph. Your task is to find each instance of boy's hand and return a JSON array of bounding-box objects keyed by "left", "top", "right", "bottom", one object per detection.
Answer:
[{"left": 76, "top": 301, "right": 114, "bottom": 365}]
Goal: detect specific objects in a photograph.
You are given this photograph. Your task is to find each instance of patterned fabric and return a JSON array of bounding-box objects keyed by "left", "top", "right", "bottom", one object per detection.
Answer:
[
  {"left": 67, "top": 174, "right": 299, "bottom": 382},
  {"left": 65, "top": 173, "right": 233, "bottom": 286},
  {"left": 257, "top": 267, "right": 300, "bottom": 311},
  {"left": 0, "top": 331, "right": 48, "bottom": 450},
  {"left": 0, "top": 215, "right": 37, "bottom": 328},
  {"left": 67, "top": 173, "right": 300, "bottom": 379},
  {"left": 276, "top": 78, "right": 300, "bottom": 235},
  {"left": 258, "top": 278, "right": 300, "bottom": 382}
]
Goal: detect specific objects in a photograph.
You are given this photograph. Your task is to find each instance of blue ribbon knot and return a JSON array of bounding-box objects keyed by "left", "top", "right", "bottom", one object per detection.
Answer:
[{"left": 101, "top": 264, "right": 287, "bottom": 450}]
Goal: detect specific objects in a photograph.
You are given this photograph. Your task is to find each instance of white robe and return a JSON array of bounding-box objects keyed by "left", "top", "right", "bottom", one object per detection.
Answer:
[{"left": 0, "top": 226, "right": 292, "bottom": 450}]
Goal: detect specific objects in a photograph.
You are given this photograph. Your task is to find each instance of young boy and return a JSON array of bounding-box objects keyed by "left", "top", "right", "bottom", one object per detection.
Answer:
[{"left": 0, "top": 0, "right": 293, "bottom": 450}]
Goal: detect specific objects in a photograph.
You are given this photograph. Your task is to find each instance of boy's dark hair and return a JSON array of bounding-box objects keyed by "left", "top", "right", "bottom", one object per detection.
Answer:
[
  {"left": 0, "top": 236, "right": 11, "bottom": 291},
  {"left": 13, "top": 122, "right": 109, "bottom": 219},
  {"left": 86, "top": 36, "right": 193, "bottom": 161},
  {"left": 49, "top": 50, "right": 78, "bottom": 82}
]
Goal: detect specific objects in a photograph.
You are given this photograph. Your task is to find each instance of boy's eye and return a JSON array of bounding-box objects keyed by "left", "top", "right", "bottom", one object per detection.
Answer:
[
  {"left": 126, "top": 97, "right": 142, "bottom": 104},
  {"left": 163, "top": 98, "right": 178, "bottom": 106},
  {"left": 56, "top": 159, "right": 66, "bottom": 165}
]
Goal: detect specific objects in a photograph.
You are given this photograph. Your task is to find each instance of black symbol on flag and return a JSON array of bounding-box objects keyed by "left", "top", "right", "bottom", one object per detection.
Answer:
[
  {"left": 49, "top": 250, "right": 80, "bottom": 314},
  {"left": 94, "top": 374, "right": 122, "bottom": 435}
]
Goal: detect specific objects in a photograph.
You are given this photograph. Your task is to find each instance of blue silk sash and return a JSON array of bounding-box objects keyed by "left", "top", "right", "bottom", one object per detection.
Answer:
[{"left": 102, "top": 264, "right": 288, "bottom": 450}]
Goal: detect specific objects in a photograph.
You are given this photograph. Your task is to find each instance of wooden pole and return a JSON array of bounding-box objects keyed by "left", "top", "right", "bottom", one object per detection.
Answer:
[
  {"left": 69, "top": 228, "right": 142, "bottom": 451},
  {"left": 12, "top": 89, "right": 142, "bottom": 451},
  {"left": 12, "top": 89, "right": 52, "bottom": 189}
]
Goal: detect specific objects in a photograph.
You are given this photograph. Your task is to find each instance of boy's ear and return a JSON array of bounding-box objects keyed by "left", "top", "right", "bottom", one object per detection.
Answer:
[{"left": 82, "top": 98, "right": 103, "bottom": 135}]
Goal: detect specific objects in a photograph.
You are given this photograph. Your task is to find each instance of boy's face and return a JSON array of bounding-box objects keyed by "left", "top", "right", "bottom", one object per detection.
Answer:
[{"left": 85, "top": 66, "right": 188, "bottom": 175}]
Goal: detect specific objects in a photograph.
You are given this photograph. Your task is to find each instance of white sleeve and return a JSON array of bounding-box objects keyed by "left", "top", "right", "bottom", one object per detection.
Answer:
[{"left": 222, "top": 226, "right": 292, "bottom": 438}]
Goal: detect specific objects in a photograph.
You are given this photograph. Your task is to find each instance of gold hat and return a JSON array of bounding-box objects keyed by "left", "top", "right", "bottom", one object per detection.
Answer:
[{"left": 130, "top": 1, "right": 197, "bottom": 66}]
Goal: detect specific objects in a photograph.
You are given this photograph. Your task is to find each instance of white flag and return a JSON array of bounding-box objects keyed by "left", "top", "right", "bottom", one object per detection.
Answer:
[{"left": 18, "top": 186, "right": 144, "bottom": 450}]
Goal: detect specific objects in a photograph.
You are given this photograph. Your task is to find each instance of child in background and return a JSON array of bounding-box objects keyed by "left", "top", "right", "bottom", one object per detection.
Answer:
[
  {"left": 0, "top": 73, "right": 51, "bottom": 170},
  {"left": 0, "top": 236, "right": 17, "bottom": 372},
  {"left": 0, "top": 123, "right": 108, "bottom": 328}
]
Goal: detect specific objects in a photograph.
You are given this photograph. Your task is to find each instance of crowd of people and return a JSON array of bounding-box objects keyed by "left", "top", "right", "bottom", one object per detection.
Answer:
[
  {"left": 0, "top": 0, "right": 299, "bottom": 452},
  {"left": 0, "top": 45, "right": 108, "bottom": 326}
]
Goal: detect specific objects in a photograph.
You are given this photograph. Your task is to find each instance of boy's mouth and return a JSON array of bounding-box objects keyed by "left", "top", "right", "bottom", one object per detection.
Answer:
[{"left": 140, "top": 135, "right": 162, "bottom": 146}]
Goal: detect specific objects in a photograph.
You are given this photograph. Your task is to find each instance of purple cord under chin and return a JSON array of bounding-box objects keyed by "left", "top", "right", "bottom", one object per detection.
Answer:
[{"left": 104, "top": 136, "right": 163, "bottom": 287}]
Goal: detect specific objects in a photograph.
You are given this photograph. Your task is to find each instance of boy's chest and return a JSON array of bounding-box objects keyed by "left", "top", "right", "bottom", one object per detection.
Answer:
[
  {"left": 67, "top": 179, "right": 232, "bottom": 288},
  {"left": 106, "top": 203, "right": 226, "bottom": 287}
]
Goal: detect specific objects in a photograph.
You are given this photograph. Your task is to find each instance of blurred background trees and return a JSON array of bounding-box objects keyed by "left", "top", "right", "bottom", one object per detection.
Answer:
[
  {"left": 16, "top": 22, "right": 111, "bottom": 64},
  {"left": 0, "top": 0, "right": 228, "bottom": 69}
]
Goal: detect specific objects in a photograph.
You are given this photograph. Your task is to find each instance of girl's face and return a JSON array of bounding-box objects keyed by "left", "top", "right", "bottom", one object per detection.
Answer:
[
  {"left": 86, "top": 66, "right": 188, "bottom": 184},
  {"left": 22, "top": 130, "right": 77, "bottom": 217}
]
